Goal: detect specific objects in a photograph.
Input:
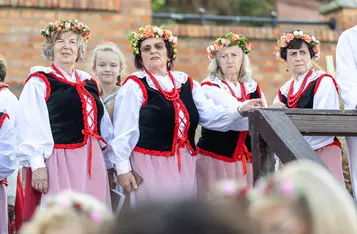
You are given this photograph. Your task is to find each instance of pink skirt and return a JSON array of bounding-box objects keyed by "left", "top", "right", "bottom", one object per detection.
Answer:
[
  {"left": 130, "top": 147, "right": 196, "bottom": 206},
  {"left": 42, "top": 137, "right": 111, "bottom": 207},
  {"left": 315, "top": 145, "right": 345, "bottom": 185},
  {"left": 0, "top": 184, "right": 8, "bottom": 234},
  {"left": 196, "top": 154, "right": 253, "bottom": 199}
]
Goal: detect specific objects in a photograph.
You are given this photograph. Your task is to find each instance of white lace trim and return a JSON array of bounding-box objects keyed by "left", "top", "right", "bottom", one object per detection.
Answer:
[
  {"left": 279, "top": 70, "right": 326, "bottom": 96},
  {"left": 29, "top": 66, "right": 91, "bottom": 82},
  {"left": 203, "top": 76, "right": 258, "bottom": 94},
  {"left": 130, "top": 70, "right": 188, "bottom": 90}
]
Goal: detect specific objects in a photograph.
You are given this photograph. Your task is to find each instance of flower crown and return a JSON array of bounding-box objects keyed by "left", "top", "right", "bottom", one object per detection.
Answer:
[
  {"left": 216, "top": 180, "right": 256, "bottom": 202},
  {"left": 207, "top": 32, "right": 251, "bottom": 61},
  {"left": 44, "top": 192, "right": 109, "bottom": 224},
  {"left": 40, "top": 19, "right": 91, "bottom": 42},
  {"left": 256, "top": 176, "right": 303, "bottom": 199},
  {"left": 128, "top": 25, "right": 178, "bottom": 57},
  {"left": 275, "top": 30, "right": 321, "bottom": 61}
]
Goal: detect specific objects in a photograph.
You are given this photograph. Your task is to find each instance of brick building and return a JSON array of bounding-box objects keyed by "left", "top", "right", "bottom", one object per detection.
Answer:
[{"left": 0, "top": 0, "right": 355, "bottom": 102}]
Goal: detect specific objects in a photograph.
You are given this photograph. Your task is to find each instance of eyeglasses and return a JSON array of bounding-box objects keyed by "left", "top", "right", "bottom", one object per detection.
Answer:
[{"left": 140, "top": 43, "right": 165, "bottom": 53}]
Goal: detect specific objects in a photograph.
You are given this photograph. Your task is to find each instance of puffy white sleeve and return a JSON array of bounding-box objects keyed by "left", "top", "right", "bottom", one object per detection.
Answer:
[
  {"left": 0, "top": 116, "right": 17, "bottom": 180},
  {"left": 108, "top": 79, "right": 143, "bottom": 175},
  {"left": 336, "top": 30, "right": 357, "bottom": 110},
  {"left": 16, "top": 77, "right": 54, "bottom": 171},
  {"left": 192, "top": 80, "right": 243, "bottom": 132},
  {"left": 100, "top": 106, "right": 114, "bottom": 169},
  {"left": 201, "top": 84, "right": 248, "bottom": 131}
]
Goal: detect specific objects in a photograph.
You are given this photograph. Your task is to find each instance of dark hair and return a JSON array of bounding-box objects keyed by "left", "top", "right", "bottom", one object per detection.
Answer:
[
  {"left": 0, "top": 57, "right": 7, "bottom": 82},
  {"left": 134, "top": 39, "right": 175, "bottom": 71},
  {"left": 112, "top": 200, "right": 258, "bottom": 234},
  {"left": 280, "top": 39, "right": 316, "bottom": 61},
  {"left": 116, "top": 75, "right": 121, "bottom": 86}
]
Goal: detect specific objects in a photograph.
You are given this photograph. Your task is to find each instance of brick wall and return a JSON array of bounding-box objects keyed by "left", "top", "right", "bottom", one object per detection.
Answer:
[{"left": 0, "top": 1, "right": 341, "bottom": 103}]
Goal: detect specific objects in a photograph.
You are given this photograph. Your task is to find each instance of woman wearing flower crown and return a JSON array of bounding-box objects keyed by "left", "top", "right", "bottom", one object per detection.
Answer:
[
  {"left": 21, "top": 191, "right": 113, "bottom": 234},
  {"left": 109, "top": 25, "right": 263, "bottom": 204},
  {"left": 272, "top": 30, "right": 344, "bottom": 184},
  {"left": 0, "top": 112, "right": 17, "bottom": 233},
  {"left": 250, "top": 161, "right": 357, "bottom": 234},
  {"left": 196, "top": 32, "right": 267, "bottom": 198},
  {"left": 16, "top": 19, "right": 114, "bottom": 220}
]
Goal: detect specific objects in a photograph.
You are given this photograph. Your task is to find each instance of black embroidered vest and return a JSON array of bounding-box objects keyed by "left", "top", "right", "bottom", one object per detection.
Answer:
[
  {"left": 39, "top": 72, "right": 104, "bottom": 146},
  {"left": 197, "top": 84, "right": 261, "bottom": 160},
  {"left": 133, "top": 76, "right": 199, "bottom": 155}
]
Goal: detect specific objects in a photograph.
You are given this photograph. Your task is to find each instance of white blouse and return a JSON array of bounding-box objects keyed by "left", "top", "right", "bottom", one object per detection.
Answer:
[
  {"left": 16, "top": 65, "right": 114, "bottom": 171},
  {"left": 273, "top": 70, "right": 340, "bottom": 150},
  {"left": 108, "top": 71, "right": 243, "bottom": 175},
  {"left": 0, "top": 115, "right": 17, "bottom": 180},
  {"left": 201, "top": 76, "right": 267, "bottom": 131},
  {"left": 336, "top": 25, "right": 357, "bottom": 110}
]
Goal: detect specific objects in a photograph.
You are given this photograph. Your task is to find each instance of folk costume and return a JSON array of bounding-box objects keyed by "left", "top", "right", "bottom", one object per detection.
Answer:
[
  {"left": 17, "top": 20, "right": 113, "bottom": 220},
  {"left": 109, "top": 26, "right": 245, "bottom": 205},
  {"left": 274, "top": 30, "right": 344, "bottom": 185},
  {"left": 0, "top": 80, "right": 24, "bottom": 233},
  {"left": 196, "top": 33, "right": 265, "bottom": 198},
  {"left": 0, "top": 113, "right": 17, "bottom": 234}
]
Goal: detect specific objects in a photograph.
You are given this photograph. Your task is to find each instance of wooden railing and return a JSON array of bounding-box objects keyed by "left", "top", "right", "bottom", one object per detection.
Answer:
[{"left": 246, "top": 109, "right": 357, "bottom": 182}]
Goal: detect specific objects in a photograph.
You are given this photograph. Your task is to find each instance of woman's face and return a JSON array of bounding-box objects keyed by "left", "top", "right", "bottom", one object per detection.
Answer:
[
  {"left": 140, "top": 37, "right": 168, "bottom": 72},
  {"left": 257, "top": 203, "right": 308, "bottom": 234},
  {"left": 94, "top": 50, "right": 121, "bottom": 86},
  {"left": 53, "top": 31, "right": 79, "bottom": 67},
  {"left": 286, "top": 42, "right": 312, "bottom": 76},
  {"left": 217, "top": 45, "right": 243, "bottom": 78}
]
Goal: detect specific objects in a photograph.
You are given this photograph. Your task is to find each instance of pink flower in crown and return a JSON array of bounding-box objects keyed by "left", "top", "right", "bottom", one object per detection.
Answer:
[
  {"left": 246, "top": 43, "right": 251, "bottom": 50},
  {"left": 83, "top": 31, "right": 90, "bottom": 40},
  {"left": 303, "top": 34, "right": 312, "bottom": 43},
  {"left": 54, "top": 21, "right": 60, "bottom": 27},
  {"left": 56, "top": 26, "right": 62, "bottom": 32},
  {"left": 286, "top": 33, "right": 295, "bottom": 43},
  {"left": 232, "top": 34, "right": 240, "bottom": 41},
  {"left": 89, "top": 210, "right": 103, "bottom": 224},
  {"left": 280, "top": 181, "right": 295, "bottom": 197},
  {"left": 143, "top": 26, "right": 154, "bottom": 38},
  {"left": 78, "top": 23, "right": 83, "bottom": 30},
  {"left": 214, "top": 43, "right": 221, "bottom": 51},
  {"left": 221, "top": 38, "right": 231, "bottom": 46},
  {"left": 208, "top": 53, "right": 214, "bottom": 60}
]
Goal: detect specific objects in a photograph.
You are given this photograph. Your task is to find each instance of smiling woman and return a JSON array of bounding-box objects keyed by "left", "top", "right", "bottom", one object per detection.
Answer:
[
  {"left": 17, "top": 19, "right": 115, "bottom": 220},
  {"left": 108, "top": 25, "right": 264, "bottom": 206}
]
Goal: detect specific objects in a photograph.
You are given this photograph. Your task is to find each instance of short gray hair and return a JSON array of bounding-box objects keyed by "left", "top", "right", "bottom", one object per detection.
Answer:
[
  {"left": 207, "top": 47, "right": 252, "bottom": 82},
  {"left": 42, "top": 30, "right": 87, "bottom": 62}
]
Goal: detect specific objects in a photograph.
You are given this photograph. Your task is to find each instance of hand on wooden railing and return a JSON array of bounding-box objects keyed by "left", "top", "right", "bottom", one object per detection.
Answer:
[
  {"left": 269, "top": 102, "right": 287, "bottom": 108},
  {"left": 238, "top": 99, "right": 264, "bottom": 115}
]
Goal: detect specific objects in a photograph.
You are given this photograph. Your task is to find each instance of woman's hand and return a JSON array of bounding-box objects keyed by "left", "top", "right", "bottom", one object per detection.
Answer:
[
  {"left": 118, "top": 171, "right": 138, "bottom": 193},
  {"left": 269, "top": 102, "right": 287, "bottom": 108},
  {"left": 32, "top": 167, "right": 48, "bottom": 193},
  {"left": 238, "top": 98, "right": 264, "bottom": 114}
]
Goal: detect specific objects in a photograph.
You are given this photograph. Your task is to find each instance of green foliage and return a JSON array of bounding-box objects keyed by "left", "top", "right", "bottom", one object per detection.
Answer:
[{"left": 152, "top": 0, "right": 165, "bottom": 12}]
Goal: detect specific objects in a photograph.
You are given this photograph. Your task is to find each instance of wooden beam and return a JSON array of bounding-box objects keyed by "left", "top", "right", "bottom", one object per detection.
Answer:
[
  {"left": 248, "top": 109, "right": 326, "bottom": 167},
  {"left": 245, "top": 108, "right": 357, "bottom": 136}
]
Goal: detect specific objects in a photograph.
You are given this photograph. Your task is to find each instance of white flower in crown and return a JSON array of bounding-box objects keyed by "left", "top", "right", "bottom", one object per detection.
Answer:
[
  {"left": 157, "top": 28, "right": 164, "bottom": 36},
  {"left": 312, "top": 36, "right": 316, "bottom": 41},
  {"left": 298, "top": 30, "right": 304, "bottom": 37},
  {"left": 153, "top": 26, "right": 159, "bottom": 33},
  {"left": 65, "top": 22, "right": 71, "bottom": 29},
  {"left": 293, "top": 31, "right": 299, "bottom": 37},
  {"left": 172, "top": 36, "right": 178, "bottom": 44}
]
